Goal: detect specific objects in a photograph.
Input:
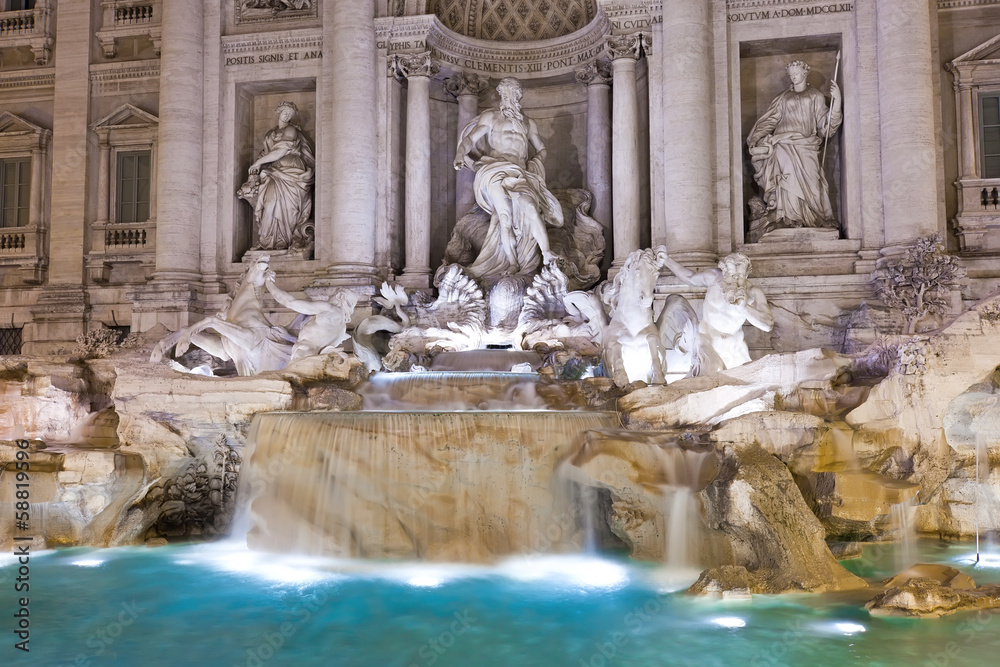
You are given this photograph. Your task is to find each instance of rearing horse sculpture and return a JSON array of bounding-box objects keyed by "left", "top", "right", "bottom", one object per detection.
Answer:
[{"left": 150, "top": 256, "right": 295, "bottom": 376}]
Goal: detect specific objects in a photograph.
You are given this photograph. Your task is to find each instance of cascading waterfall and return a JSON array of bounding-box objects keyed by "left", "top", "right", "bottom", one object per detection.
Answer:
[
  {"left": 658, "top": 444, "right": 713, "bottom": 571},
  {"left": 359, "top": 372, "right": 545, "bottom": 411},
  {"left": 244, "top": 372, "right": 619, "bottom": 562},
  {"left": 891, "top": 498, "right": 917, "bottom": 572}
]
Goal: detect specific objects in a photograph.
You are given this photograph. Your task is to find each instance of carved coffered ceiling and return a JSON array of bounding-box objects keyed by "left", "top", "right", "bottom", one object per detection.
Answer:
[{"left": 428, "top": 0, "right": 598, "bottom": 42}]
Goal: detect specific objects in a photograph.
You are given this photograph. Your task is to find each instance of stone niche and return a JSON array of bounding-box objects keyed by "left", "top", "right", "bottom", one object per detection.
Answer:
[
  {"left": 402, "top": 70, "right": 593, "bottom": 271},
  {"left": 233, "top": 79, "right": 316, "bottom": 261},
  {"left": 739, "top": 34, "right": 844, "bottom": 244}
]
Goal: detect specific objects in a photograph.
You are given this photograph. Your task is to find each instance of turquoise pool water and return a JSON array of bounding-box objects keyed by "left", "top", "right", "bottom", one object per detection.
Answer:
[{"left": 1, "top": 540, "right": 999, "bottom": 667}]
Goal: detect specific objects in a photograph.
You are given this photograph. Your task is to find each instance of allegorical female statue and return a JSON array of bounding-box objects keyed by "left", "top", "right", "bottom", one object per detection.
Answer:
[
  {"left": 238, "top": 101, "right": 315, "bottom": 252},
  {"left": 746, "top": 60, "right": 842, "bottom": 242}
]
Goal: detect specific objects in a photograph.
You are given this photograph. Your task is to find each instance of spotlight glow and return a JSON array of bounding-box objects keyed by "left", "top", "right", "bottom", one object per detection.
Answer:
[
  {"left": 712, "top": 616, "right": 746, "bottom": 629},
  {"left": 957, "top": 553, "right": 1000, "bottom": 568},
  {"left": 501, "top": 556, "right": 629, "bottom": 589},
  {"left": 407, "top": 575, "right": 443, "bottom": 588},
  {"left": 834, "top": 622, "right": 866, "bottom": 635}
]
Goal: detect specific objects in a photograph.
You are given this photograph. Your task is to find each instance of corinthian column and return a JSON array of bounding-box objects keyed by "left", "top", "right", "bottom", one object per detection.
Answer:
[
  {"left": 576, "top": 61, "right": 613, "bottom": 269},
  {"left": 607, "top": 34, "right": 643, "bottom": 270},
  {"left": 396, "top": 53, "right": 439, "bottom": 289},
  {"left": 446, "top": 72, "right": 489, "bottom": 220},
  {"left": 320, "top": 0, "right": 380, "bottom": 285},
  {"left": 661, "top": 0, "right": 715, "bottom": 266},
  {"left": 876, "top": 0, "right": 940, "bottom": 246},
  {"left": 125, "top": 0, "right": 205, "bottom": 333},
  {"left": 152, "top": 0, "right": 203, "bottom": 283}
]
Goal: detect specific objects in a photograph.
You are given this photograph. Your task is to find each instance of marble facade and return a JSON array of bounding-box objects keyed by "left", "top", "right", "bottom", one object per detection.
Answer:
[{"left": 1, "top": 0, "right": 999, "bottom": 353}]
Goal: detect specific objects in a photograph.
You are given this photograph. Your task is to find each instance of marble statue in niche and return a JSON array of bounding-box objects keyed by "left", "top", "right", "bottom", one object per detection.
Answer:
[
  {"left": 453, "top": 77, "right": 564, "bottom": 280},
  {"left": 238, "top": 101, "right": 315, "bottom": 253},
  {"left": 746, "top": 59, "right": 842, "bottom": 242}
]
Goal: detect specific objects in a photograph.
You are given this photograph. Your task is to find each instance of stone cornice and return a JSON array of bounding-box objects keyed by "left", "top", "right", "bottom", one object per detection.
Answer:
[
  {"left": 0, "top": 68, "right": 54, "bottom": 92},
  {"left": 220, "top": 28, "right": 322, "bottom": 56},
  {"left": 727, "top": 0, "right": 843, "bottom": 7},
  {"left": 89, "top": 59, "right": 160, "bottom": 96},
  {"left": 938, "top": 0, "right": 1000, "bottom": 10},
  {"left": 375, "top": 14, "right": 438, "bottom": 51},
  {"left": 426, "top": 11, "right": 613, "bottom": 79}
]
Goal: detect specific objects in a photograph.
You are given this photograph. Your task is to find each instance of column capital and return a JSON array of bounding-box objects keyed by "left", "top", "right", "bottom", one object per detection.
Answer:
[
  {"left": 606, "top": 33, "right": 644, "bottom": 62},
  {"left": 445, "top": 71, "right": 490, "bottom": 99},
  {"left": 575, "top": 60, "right": 612, "bottom": 86},
  {"left": 394, "top": 52, "right": 440, "bottom": 79}
]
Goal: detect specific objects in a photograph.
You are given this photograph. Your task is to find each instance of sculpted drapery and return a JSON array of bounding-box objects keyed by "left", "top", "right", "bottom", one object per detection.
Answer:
[
  {"left": 747, "top": 60, "right": 842, "bottom": 239},
  {"left": 239, "top": 101, "right": 315, "bottom": 252}
]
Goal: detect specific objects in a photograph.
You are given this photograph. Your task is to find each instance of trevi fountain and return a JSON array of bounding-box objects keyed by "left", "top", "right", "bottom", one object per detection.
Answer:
[{"left": 2, "top": 1, "right": 1000, "bottom": 666}]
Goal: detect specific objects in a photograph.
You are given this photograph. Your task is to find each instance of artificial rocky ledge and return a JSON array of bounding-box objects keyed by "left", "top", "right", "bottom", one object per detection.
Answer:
[{"left": 866, "top": 564, "right": 1000, "bottom": 618}]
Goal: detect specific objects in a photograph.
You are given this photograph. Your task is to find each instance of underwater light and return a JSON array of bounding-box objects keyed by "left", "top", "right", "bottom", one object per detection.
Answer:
[
  {"left": 834, "top": 622, "right": 866, "bottom": 635},
  {"left": 711, "top": 616, "right": 746, "bottom": 629},
  {"left": 71, "top": 559, "right": 105, "bottom": 567},
  {"left": 407, "top": 575, "right": 444, "bottom": 588},
  {"left": 501, "top": 556, "right": 629, "bottom": 589},
  {"left": 956, "top": 552, "right": 1000, "bottom": 568}
]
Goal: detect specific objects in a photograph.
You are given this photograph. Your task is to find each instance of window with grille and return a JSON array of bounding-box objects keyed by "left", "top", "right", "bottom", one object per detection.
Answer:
[
  {"left": 2, "top": 1, "right": 36, "bottom": 11},
  {"left": 116, "top": 151, "right": 151, "bottom": 223},
  {"left": 982, "top": 95, "right": 1000, "bottom": 178},
  {"left": 0, "top": 157, "right": 30, "bottom": 229},
  {"left": 0, "top": 327, "right": 22, "bottom": 356}
]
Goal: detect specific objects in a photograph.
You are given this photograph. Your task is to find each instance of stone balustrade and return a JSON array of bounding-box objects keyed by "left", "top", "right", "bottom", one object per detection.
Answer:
[
  {"left": 97, "top": 0, "right": 162, "bottom": 58},
  {"left": 0, "top": 0, "right": 52, "bottom": 64},
  {"left": 0, "top": 226, "right": 46, "bottom": 284}
]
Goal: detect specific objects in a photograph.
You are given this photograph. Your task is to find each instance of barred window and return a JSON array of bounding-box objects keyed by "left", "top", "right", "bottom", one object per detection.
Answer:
[
  {"left": 116, "top": 151, "right": 151, "bottom": 224},
  {"left": 1, "top": 1, "right": 36, "bottom": 11},
  {"left": 0, "top": 327, "right": 22, "bottom": 356},
  {"left": 0, "top": 157, "right": 30, "bottom": 228}
]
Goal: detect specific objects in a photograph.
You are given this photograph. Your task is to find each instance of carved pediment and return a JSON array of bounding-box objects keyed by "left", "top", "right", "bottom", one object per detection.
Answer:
[
  {"left": 0, "top": 112, "right": 47, "bottom": 137},
  {"left": 955, "top": 33, "right": 1000, "bottom": 65},
  {"left": 948, "top": 34, "right": 1000, "bottom": 87},
  {"left": 93, "top": 104, "right": 159, "bottom": 130}
]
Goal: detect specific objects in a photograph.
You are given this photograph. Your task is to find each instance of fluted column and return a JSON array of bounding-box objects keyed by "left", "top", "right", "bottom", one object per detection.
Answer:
[
  {"left": 152, "top": 0, "right": 203, "bottom": 282},
  {"left": 661, "top": 0, "right": 715, "bottom": 266},
  {"left": 29, "top": 145, "right": 45, "bottom": 229},
  {"left": 396, "top": 53, "right": 439, "bottom": 289},
  {"left": 608, "top": 34, "right": 643, "bottom": 270},
  {"left": 321, "top": 0, "right": 380, "bottom": 284},
  {"left": 956, "top": 79, "right": 977, "bottom": 179},
  {"left": 25, "top": 0, "right": 90, "bottom": 351},
  {"left": 96, "top": 138, "right": 111, "bottom": 224},
  {"left": 576, "top": 61, "right": 613, "bottom": 270},
  {"left": 446, "top": 72, "right": 488, "bottom": 221},
  {"left": 876, "top": 0, "right": 939, "bottom": 246}
]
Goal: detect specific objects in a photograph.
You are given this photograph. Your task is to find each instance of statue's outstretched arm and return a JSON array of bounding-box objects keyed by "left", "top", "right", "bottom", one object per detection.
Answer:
[
  {"left": 742, "top": 286, "right": 775, "bottom": 332},
  {"left": 265, "top": 276, "right": 328, "bottom": 316},
  {"left": 656, "top": 248, "right": 720, "bottom": 287}
]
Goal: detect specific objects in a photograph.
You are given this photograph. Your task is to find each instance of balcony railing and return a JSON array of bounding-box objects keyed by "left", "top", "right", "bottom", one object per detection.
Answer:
[
  {"left": 0, "top": 10, "right": 34, "bottom": 36},
  {"left": 88, "top": 220, "right": 156, "bottom": 284},
  {"left": 97, "top": 0, "right": 162, "bottom": 58},
  {"left": 0, "top": 1, "right": 53, "bottom": 65},
  {"left": 0, "top": 226, "right": 46, "bottom": 284}
]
